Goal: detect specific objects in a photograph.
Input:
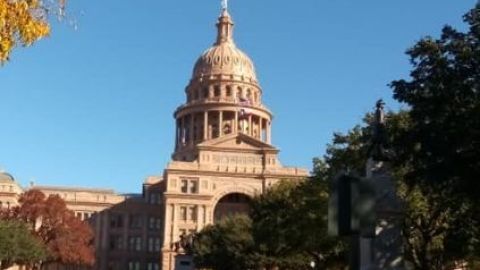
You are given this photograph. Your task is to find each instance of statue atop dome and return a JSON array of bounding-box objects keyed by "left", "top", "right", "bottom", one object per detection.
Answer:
[{"left": 221, "top": 0, "right": 228, "bottom": 11}]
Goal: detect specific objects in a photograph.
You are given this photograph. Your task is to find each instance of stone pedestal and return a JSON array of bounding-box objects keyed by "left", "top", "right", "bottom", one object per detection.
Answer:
[{"left": 362, "top": 159, "right": 405, "bottom": 270}]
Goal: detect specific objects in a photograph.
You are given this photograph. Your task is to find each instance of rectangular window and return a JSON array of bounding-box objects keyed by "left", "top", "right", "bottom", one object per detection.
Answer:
[
  {"left": 214, "top": 85, "right": 221, "bottom": 97},
  {"left": 147, "top": 237, "right": 161, "bottom": 252},
  {"left": 190, "top": 180, "right": 198, "bottom": 194},
  {"left": 129, "top": 236, "right": 142, "bottom": 251},
  {"left": 135, "top": 237, "right": 142, "bottom": 251},
  {"left": 180, "top": 178, "right": 200, "bottom": 194},
  {"left": 148, "top": 238, "right": 154, "bottom": 252},
  {"left": 128, "top": 261, "right": 140, "bottom": 270},
  {"left": 129, "top": 215, "right": 143, "bottom": 229},
  {"left": 149, "top": 193, "right": 161, "bottom": 204},
  {"left": 116, "top": 235, "right": 124, "bottom": 250},
  {"left": 109, "top": 235, "right": 123, "bottom": 250},
  {"left": 155, "top": 237, "right": 161, "bottom": 252},
  {"left": 181, "top": 180, "right": 188, "bottom": 193},
  {"left": 149, "top": 193, "right": 155, "bottom": 204},
  {"left": 117, "top": 215, "right": 123, "bottom": 227},
  {"left": 180, "top": 206, "right": 187, "bottom": 221},
  {"left": 148, "top": 217, "right": 155, "bottom": 230},
  {"left": 147, "top": 263, "right": 159, "bottom": 270},
  {"left": 189, "top": 206, "right": 197, "bottom": 221},
  {"left": 129, "top": 237, "right": 135, "bottom": 251},
  {"left": 148, "top": 217, "right": 162, "bottom": 230},
  {"left": 110, "top": 214, "right": 123, "bottom": 228}
]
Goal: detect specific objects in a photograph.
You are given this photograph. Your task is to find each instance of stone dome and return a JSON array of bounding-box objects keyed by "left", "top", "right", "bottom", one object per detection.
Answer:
[
  {"left": 192, "top": 10, "right": 257, "bottom": 82},
  {"left": 0, "top": 171, "right": 15, "bottom": 183}
]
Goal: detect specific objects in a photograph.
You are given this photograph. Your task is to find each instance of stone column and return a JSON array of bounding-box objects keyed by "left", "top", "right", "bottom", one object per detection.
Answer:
[
  {"left": 248, "top": 115, "right": 252, "bottom": 136},
  {"left": 208, "top": 86, "right": 213, "bottom": 99},
  {"left": 218, "top": 111, "right": 223, "bottom": 137},
  {"left": 367, "top": 159, "right": 405, "bottom": 270},
  {"left": 175, "top": 120, "right": 179, "bottom": 150},
  {"left": 189, "top": 114, "right": 194, "bottom": 146},
  {"left": 203, "top": 111, "right": 208, "bottom": 140},
  {"left": 266, "top": 121, "right": 271, "bottom": 144},
  {"left": 259, "top": 117, "right": 263, "bottom": 140},
  {"left": 162, "top": 203, "right": 172, "bottom": 248},
  {"left": 171, "top": 204, "right": 177, "bottom": 247},
  {"left": 181, "top": 117, "right": 185, "bottom": 146},
  {"left": 234, "top": 110, "right": 238, "bottom": 133}
]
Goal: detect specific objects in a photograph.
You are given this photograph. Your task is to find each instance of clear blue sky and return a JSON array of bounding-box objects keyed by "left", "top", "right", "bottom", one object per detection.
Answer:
[{"left": 0, "top": 0, "right": 474, "bottom": 193}]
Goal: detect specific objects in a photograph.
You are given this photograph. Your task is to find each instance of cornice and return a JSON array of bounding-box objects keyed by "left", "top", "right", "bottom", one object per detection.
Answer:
[
  {"left": 174, "top": 102, "right": 273, "bottom": 119},
  {"left": 163, "top": 193, "right": 213, "bottom": 201}
]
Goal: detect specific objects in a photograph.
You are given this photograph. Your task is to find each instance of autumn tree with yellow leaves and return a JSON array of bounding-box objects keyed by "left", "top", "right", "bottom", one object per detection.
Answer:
[{"left": 0, "top": 0, "right": 65, "bottom": 62}]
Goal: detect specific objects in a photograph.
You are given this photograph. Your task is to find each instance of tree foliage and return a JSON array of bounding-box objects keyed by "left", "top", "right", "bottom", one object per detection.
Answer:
[
  {"left": 251, "top": 176, "right": 347, "bottom": 270},
  {"left": 321, "top": 108, "right": 480, "bottom": 269},
  {"left": 389, "top": 4, "right": 480, "bottom": 268},
  {"left": 391, "top": 4, "right": 480, "bottom": 204},
  {"left": 192, "top": 174, "right": 348, "bottom": 270},
  {"left": 192, "top": 214, "right": 255, "bottom": 270},
  {"left": 0, "top": 0, "right": 65, "bottom": 62},
  {"left": 4, "top": 189, "right": 95, "bottom": 267},
  {"left": 0, "top": 220, "right": 47, "bottom": 270}
]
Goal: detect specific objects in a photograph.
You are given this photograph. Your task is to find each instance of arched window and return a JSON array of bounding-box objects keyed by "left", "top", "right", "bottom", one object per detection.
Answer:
[
  {"left": 226, "top": 86, "right": 232, "bottom": 97},
  {"left": 214, "top": 85, "right": 221, "bottom": 97},
  {"left": 203, "top": 87, "right": 209, "bottom": 98},
  {"left": 237, "top": 87, "right": 242, "bottom": 98}
]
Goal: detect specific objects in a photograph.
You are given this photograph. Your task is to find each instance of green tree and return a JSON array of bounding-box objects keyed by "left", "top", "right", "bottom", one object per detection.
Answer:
[
  {"left": 391, "top": 4, "right": 480, "bottom": 210},
  {"left": 251, "top": 175, "right": 348, "bottom": 270},
  {"left": 0, "top": 220, "right": 47, "bottom": 270},
  {"left": 250, "top": 180, "right": 312, "bottom": 270},
  {"left": 390, "top": 4, "right": 480, "bottom": 267},
  {"left": 192, "top": 214, "right": 255, "bottom": 270},
  {"left": 192, "top": 175, "right": 348, "bottom": 270},
  {"left": 320, "top": 108, "right": 479, "bottom": 269}
]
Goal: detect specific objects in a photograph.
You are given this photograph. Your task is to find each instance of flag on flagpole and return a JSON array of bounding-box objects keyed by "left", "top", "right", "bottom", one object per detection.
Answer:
[{"left": 237, "top": 97, "right": 252, "bottom": 120}]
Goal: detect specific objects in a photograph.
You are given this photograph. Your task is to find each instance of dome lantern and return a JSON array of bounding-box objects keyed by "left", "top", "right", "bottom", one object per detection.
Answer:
[
  {"left": 216, "top": 9, "right": 234, "bottom": 45},
  {"left": 192, "top": 8, "right": 257, "bottom": 82}
]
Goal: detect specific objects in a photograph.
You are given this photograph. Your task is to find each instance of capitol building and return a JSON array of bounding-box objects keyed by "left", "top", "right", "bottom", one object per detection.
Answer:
[{"left": 0, "top": 6, "right": 308, "bottom": 270}]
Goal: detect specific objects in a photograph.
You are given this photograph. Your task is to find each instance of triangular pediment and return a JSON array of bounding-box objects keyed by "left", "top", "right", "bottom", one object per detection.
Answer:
[{"left": 197, "top": 133, "right": 278, "bottom": 152}]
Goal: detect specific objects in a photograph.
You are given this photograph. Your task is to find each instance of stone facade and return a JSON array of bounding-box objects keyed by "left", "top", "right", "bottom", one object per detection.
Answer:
[
  {"left": 0, "top": 173, "right": 164, "bottom": 270},
  {"left": 160, "top": 7, "right": 308, "bottom": 270},
  {"left": 0, "top": 171, "right": 22, "bottom": 209}
]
